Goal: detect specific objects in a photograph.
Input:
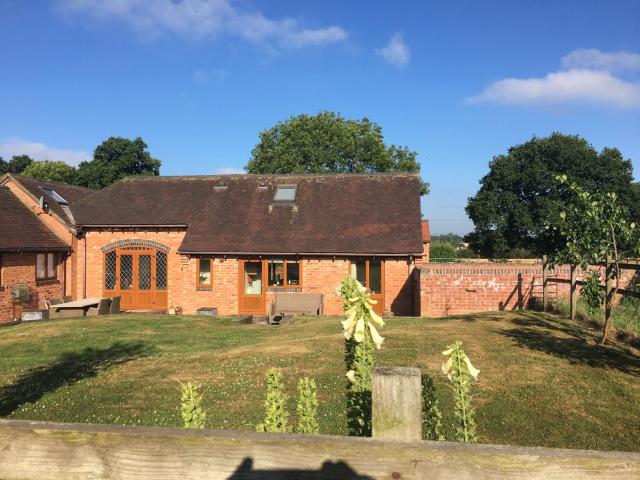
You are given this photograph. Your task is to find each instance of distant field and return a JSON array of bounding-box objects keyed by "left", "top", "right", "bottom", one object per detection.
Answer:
[{"left": 1, "top": 311, "right": 638, "bottom": 452}]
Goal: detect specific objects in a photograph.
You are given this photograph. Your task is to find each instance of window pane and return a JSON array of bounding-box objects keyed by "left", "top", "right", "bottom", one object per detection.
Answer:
[
  {"left": 351, "top": 260, "right": 366, "bottom": 286},
  {"left": 139, "top": 255, "right": 151, "bottom": 290},
  {"left": 369, "top": 260, "right": 382, "bottom": 294},
  {"left": 286, "top": 261, "right": 300, "bottom": 286},
  {"left": 36, "top": 254, "right": 46, "bottom": 279},
  {"left": 105, "top": 251, "right": 116, "bottom": 290},
  {"left": 120, "top": 255, "right": 133, "bottom": 290},
  {"left": 156, "top": 251, "right": 167, "bottom": 290},
  {"left": 199, "top": 258, "right": 211, "bottom": 285},
  {"left": 47, "top": 253, "right": 56, "bottom": 278},
  {"left": 274, "top": 185, "right": 296, "bottom": 202},
  {"left": 244, "top": 262, "right": 262, "bottom": 294},
  {"left": 268, "top": 260, "right": 284, "bottom": 286}
]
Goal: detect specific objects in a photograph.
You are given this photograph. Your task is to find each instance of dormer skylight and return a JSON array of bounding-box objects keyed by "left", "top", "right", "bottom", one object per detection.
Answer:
[
  {"left": 273, "top": 185, "right": 296, "bottom": 202},
  {"left": 42, "top": 187, "right": 68, "bottom": 205}
]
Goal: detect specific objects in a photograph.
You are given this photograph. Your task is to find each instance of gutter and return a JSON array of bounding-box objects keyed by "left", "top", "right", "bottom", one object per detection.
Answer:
[{"left": 177, "top": 251, "right": 423, "bottom": 257}]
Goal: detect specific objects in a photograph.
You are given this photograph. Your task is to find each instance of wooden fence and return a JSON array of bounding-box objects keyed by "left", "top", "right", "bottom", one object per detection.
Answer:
[
  {"left": 542, "top": 259, "right": 640, "bottom": 320},
  {"left": 0, "top": 368, "right": 638, "bottom": 479}
]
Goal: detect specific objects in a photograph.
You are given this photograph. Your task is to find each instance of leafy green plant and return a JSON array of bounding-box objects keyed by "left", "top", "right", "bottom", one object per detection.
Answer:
[
  {"left": 550, "top": 175, "right": 640, "bottom": 344},
  {"left": 442, "top": 341, "right": 479, "bottom": 443},
  {"left": 296, "top": 377, "right": 319, "bottom": 434},
  {"left": 421, "top": 374, "right": 445, "bottom": 441},
  {"left": 180, "top": 382, "right": 206, "bottom": 429},
  {"left": 338, "top": 277, "right": 385, "bottom": 436},
  {"left": 256, "top": 368, "right": 291, "bottom": 433},
  {"left": 581, "top": 269, "right": 605, "bottom": 314}
]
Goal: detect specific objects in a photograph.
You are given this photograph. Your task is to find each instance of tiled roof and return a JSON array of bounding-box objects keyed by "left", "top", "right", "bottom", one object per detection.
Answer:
[
  {"left": 72, "top": 173, "right": 424, "bottom": 255},
  {"left": 12, "top": 175, "right": 94, "bottom": 228},
  {"left": 0, "top": 186, "right": 69, "bottom": 252}
]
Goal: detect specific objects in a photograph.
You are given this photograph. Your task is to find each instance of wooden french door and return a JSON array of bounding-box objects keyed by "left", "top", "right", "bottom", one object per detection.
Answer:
[
  {"left": 104, "top": 247, "right": 168, "bottom": 310},
  {"left": 350, "top": 259, "right": 385, "bottom": 316},
  {"left": 238, "top": 260, "right": 266, "bottom": 314}
]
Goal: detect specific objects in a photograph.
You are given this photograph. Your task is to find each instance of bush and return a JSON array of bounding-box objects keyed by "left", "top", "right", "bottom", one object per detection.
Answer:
[{"left": 430, "top": 242, "right": 456, "bottom": 262}]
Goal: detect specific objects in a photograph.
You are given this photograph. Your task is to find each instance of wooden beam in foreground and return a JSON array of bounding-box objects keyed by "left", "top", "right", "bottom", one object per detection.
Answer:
[{"left": 0, "top": 419, "right": 639, "bottom": 480}]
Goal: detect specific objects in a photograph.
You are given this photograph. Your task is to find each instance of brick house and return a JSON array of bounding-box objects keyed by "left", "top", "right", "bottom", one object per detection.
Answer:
[
  {"left": 0, "top": 175, "right": 93, "bottom": 322},
  {"left": 1, "top": 172, "right": 427, "bottom": 322}
]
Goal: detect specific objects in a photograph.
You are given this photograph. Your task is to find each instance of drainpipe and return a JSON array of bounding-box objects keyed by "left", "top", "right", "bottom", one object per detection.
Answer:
[{"left": 83, "top": 233, "right": 87, "bottom": 299}]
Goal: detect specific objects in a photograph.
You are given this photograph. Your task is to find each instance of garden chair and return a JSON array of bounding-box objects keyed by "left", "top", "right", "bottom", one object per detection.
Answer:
[{"left": 86, "top": 298, "right": 111, "bottom": 316}]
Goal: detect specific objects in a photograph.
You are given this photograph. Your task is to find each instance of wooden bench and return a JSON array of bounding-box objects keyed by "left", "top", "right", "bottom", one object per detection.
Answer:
[{"left": 268, "top": 292, "right": 323, "bottom": 324}]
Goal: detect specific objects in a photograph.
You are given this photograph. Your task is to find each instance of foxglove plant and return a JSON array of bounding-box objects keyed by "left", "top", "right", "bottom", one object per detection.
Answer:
[
  {"left": 338, "top": 277, "right": 386, "bottom": 436},
  {"left": 421, "top": 374, "right": 445, "bottom": 441},
  {"left": 256, "top": 368, "right": 291, "bottom": 433},
  {"left": 180, "top": 382, "right": 206, "bottom": 429},
  {"left": 442, "top": 341, "right": 479, "bottom": 443},
  {"left": 296, "top": 377, "right": 319, "bottom": 434}
]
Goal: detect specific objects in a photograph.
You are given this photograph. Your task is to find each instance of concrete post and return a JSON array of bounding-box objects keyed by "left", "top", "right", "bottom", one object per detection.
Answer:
[{"left": 372, "top": 367, "right": 422, "bottom": 441}]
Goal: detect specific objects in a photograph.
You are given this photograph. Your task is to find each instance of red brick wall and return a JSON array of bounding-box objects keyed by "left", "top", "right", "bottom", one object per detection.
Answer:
[
  {"left": 0, "top": 253, "right": 64, "bottom": 323},
  {"left": 77, "top": 230, "right": 419, "bottom": 317},
  {"left": 419, "top": 263, "right": 635, "bottom": 317}
]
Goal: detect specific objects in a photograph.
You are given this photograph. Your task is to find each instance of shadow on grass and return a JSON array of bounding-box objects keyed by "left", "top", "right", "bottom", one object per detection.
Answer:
[
  {"left": 498, "top": 314, "right": 640, "bottom": 377},
  {"left": 0, "top": 342, "right": 151, "bottom": 416}
]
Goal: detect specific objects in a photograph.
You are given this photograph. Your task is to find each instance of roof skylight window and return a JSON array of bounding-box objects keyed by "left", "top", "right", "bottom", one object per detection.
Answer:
[
  {"left": 42, "top": 187, "right": 68, "bottom": 205},
  {"left": 273, "top": 185, "right": 296, "bottom": 202}
]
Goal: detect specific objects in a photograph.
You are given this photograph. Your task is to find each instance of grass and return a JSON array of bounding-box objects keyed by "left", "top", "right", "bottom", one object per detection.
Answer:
[
  {"left": 553, "top": 296, "right": 640, "bottom": 340},
  {"left": 0, "top": 311, "right": 639, "bottom": 452}
]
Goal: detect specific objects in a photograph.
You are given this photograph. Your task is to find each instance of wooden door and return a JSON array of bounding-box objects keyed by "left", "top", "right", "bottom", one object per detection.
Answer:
[
  {"left": 104, "top": 247, "right": 168, "bottom": 311},
  {"left": 238, "top": 260, "right": 266, "bottom": 314},
  {"left": 351, "top": 259, "right": 385, "bottom": 316}
]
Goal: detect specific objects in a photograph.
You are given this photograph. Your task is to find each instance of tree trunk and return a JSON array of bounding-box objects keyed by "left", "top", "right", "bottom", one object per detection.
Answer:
[{"left": 599, "top": 255, "right": 614, "bottom": 345}]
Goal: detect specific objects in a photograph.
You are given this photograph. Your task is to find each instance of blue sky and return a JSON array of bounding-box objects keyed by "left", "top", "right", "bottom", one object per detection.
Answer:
[{"left": 1, "top": 0, "right": 639, "bottom": 234}]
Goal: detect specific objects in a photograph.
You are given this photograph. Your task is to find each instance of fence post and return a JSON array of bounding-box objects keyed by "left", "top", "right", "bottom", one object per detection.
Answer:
[
  {"left": 372, "top": 367, "right": 422, "bottom": 441},
  {"left": 570, "top": 265, "right": 577, "bottom": 320},
  {"left": 542, "top": 255, "right": 548, "bottom": 312}
]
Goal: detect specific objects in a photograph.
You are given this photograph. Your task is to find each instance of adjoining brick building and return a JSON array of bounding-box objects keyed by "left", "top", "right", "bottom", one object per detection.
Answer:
[
  {"left": 1, "top": 172, "right": 429, "bottom": 322},
  {"left": 70, "top": 173, "right": 427, "bottom": 317},
  {"left": 0, "top": 175, "right": 93, "bottom": 322}
]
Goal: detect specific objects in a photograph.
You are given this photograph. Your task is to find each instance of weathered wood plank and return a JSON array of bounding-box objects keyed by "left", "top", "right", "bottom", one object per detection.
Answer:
[
  {"left": 0, "top": 419, "right": 638, "bottom": 480},
  {"left": 372, "top": 367, "right": 422, "bottom": 441}
]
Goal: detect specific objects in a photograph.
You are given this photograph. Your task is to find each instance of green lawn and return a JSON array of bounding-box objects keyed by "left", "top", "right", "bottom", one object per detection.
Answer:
[{"left": 1, "top": 311, "right": 639, "bottom": 452}]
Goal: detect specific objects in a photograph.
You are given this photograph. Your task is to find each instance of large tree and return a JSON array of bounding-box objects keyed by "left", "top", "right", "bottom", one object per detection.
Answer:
[
  {"left": 77, "top": 137, "right": 161, "bottom": 189},
  {"left": 0, "top": 155, "right": 34, "bottom": 175},
  {"left": 465, "top": 133, "right": 639, "bottom": 258},
  {"left": 245, "top": 112, "right": 429, "bottom": 195},
  {"left": 22, "top": 160, "right": 78, "bottom": 184}
]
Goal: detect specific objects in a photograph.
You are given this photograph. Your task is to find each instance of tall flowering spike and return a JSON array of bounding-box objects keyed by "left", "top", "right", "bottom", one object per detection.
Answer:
[
  {"left": 338, "top": 278, "right": 385, "bottom": 349},
  {"left": 441, "top": 341, "right": 479, "bottom": 443}
]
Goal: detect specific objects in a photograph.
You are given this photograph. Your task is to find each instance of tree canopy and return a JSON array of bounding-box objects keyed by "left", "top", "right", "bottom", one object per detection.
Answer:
[
  {"left": 465, "top": 133, "right": 639, "bottom": 258},
  {"left": 77, "top": 137, "right": 161, "bottom": 189},
  {"left": 0, "top": 155, "right": 34, "bottom": 175},
  {"left": 245, "top": 112, "right": 429, "bottom": 195},
  {"left": 22, "top": 160, "right": 78, "bottom": 184}
]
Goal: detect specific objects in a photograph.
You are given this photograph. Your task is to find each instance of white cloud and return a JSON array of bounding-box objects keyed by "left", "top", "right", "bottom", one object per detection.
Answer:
[
  {"left": 375, "top": 33, "right": 410, "bottom": 67},
  {"left": 214, "top": 167, "right": 245, "bottom": 174},
  {"left": 561, "top": 48, "right": 640, "bottom": 72},
  {"left": 0, "top": 138, "right": 90, "bottom": 166},
  {"left": 193, "top": 68, "right": 228, "bottom": 84},
  {"left": 468, "top": 69, "right": 640, "bottom": 108},
  {"left": 57, "top": 0, "right": 347, "bottom": 50}
]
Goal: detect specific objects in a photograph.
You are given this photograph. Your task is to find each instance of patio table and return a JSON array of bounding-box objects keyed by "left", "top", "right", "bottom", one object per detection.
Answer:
[{"left": 51, "top": 297, "right": 102, "bottom": 317}]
